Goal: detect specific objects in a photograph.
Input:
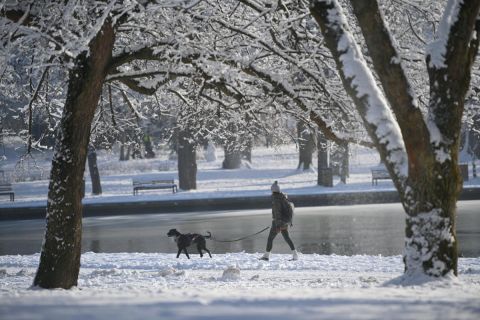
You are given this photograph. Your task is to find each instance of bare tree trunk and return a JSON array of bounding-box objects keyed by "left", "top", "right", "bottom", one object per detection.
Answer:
[
  {"left": 223, "top": 146, "right": 242, "bottom": 169},
  {"left": 87, "top": 146, "right": 102, "bottom": 195},
  {"left": 119, "top": 134, "right": 127, "bottom": 161},
  {"left": 242, "top": 138, "right": 252, "bottom": 163},
  {"left": 265, "top": 134, "right": 273, "bottom": 148},
  {"left": 297, "top": 121, "right": 315, "bottom": 171},
  {"left": 125, "top": 144, "right": 131, "bottom": 160},
  {"left": 119, "top": 144, "right": 126, "bottom": 161},
  {"left": 177, "top": 129, "right": 197, "bottom": 190},
  {"left": 131, "top": 143, "right": 142, "bottom": 159},
  {"left": 143, "top": 134, "right": 155, "bottom": 159},
  {"left": 340, "top": 143, "right": 349, "bottom": 184},
  {"left": 33, "top": 20, "right": 115, "bottom": 289},
  {"left": 317, "top": 132, "right": 332, "bottom": 187}
]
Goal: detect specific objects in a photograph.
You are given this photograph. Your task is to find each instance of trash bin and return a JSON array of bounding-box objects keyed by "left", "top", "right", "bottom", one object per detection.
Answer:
[{"left": 318, "top": 167, "right": 333, "bottom": 187}]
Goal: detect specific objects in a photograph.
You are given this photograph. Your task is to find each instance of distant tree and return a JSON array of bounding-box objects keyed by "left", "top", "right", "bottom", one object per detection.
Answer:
[
  {"left": 223, "top": 146, "right": 242, "bottom": 169},
  {"left": 339, "top": 143, "right": 349, "bottom": 184},
  {"left": 177, "top": 127, "right": 197, "bottom": 190},
  {"left": 143, "top": 134, "right": 155, "bottom": 159},
  {"left": 317, "top": 132, "right": 333, "bottom": 187},
  {"left": 310, "top": 0, "right": 480, "bottom": 278},
  {"left": 87, "top": 146, "right": 102, "bottom": 195},
  {"left": 297, "top": 121, "right": 315, "bottom": 171}
]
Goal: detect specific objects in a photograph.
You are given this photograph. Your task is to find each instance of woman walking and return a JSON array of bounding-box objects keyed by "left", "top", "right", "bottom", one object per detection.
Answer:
[{"left": 259, "top": 181, "right": 298, "bottom": 261}]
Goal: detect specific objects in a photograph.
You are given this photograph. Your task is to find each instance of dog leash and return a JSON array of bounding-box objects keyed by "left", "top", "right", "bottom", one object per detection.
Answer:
[{"left": 210, "top": 226, "right": 270, "bottom": 243}]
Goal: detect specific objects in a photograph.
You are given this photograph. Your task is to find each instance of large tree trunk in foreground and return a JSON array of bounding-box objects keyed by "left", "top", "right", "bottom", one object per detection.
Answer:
[
  {"left": 311, "top": 0, "right": 480, "bottom": 278},
  {"left": 177, "top": 129, "right": 197, "bottom": 190},
  {"left": 33, "top": 20, "right": 115, "bottom": 289}
]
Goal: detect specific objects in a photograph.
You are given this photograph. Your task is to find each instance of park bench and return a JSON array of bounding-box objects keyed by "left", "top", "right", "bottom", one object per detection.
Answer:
[
  {"left": 133, "top": 179, "right": 178, "bottom": 195},
  {"left": 371, "top": 168, "right": 391, "bottom": 185},
  {"left": 0, "top": 183, "right": 15, "bottom": 201}
]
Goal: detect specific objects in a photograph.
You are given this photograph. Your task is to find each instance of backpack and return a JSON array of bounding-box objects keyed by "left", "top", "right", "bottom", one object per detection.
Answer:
[{"left": 281, "top": 195, "right": 294, "bottom": 226}]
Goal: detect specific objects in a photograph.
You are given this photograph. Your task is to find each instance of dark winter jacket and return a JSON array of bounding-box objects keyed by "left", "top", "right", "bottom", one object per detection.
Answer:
[{"left": 271, "top": 192, "right": 289, "bottom": 228}]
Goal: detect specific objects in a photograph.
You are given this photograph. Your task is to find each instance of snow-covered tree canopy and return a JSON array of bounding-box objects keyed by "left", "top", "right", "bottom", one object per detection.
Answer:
[
  {"left": 1, "top": 0, "right": 478, "bottom": 153},
  {"left": 1, "top": 0, "right": 366, "bottom": 152}
]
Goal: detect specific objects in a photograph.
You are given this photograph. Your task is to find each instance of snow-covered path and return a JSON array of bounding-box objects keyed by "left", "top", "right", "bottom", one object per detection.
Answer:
[{"left": 1, "top": 253, "right": 479, "bottom": 320}]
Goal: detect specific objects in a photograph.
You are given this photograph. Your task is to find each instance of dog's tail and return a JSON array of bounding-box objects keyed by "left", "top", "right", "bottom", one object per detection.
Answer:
[{"left": 204, "top": 231, "right": 212, "bottom": 239}]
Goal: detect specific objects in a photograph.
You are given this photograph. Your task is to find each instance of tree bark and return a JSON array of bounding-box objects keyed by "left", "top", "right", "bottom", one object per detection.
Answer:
[
  {"left": 340, "top": 143, "right": 349, "bottom": 184},
  {"left": 242, "top": 138, "right": 253, "bottom": 163},
  {"left": 297, "top": 121, "right": 315, "bottom": 171},
  {"left": 222, "top": 125, "right": 243, "bottom": 169},
  {"left": 223, "top": 146, "right": 242, "bottom": 169},
  {"left": 125, "top": 144, "right": 132, "bottom": 160},
  {"left": 33, "top": 19, "right": 115, "bottom": 289},
  {"left": 87, "top": 146, "right": 102, "bottom": 195},
  {"left": 119, "top": 144, "right": 126, "bottom": 161},
  {"left": 317, "top": 132, "right": 332, "bottom": 187},
  {"left": 131, "top": 143, "right": 142, "bottom": 159},
  {"left": 177, "top": 129, "right": 197, "bottom": 190},
  {"left": 143, "top": 134, "right": 155, "bottom": 159}
]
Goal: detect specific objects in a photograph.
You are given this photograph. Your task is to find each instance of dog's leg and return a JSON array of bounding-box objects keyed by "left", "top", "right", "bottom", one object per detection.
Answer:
[
  {"left": 197, "top": 244, "right": 204, "bottom": 257},
  {"left": 176, "top": 248, "right": 182, "bottom": 258},
  {"left": 183, "top": 248, "right": 190, "bottom": 259},
  {"left": 204, "top": 248, "right": 212, "bottom": 258}
]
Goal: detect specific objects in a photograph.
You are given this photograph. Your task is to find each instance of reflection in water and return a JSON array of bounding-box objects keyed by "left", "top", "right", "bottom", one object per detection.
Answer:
[
  {"left": 79, "top": 210, "right": 406, "bottom": 256},
  {"left": 1, "top": 201, "right": 479, "bottom": 257},
  {"left": 90, "top": 240, "right": 100, "bottom": 253}
]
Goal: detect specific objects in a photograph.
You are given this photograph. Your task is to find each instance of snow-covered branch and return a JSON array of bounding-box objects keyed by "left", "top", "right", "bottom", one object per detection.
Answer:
[{"left": 310, "top": 0, "right": 408, "bottom": 188}]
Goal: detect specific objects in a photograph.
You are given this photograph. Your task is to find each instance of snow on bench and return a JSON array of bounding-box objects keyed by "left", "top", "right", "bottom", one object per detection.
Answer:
[
  {"left": 132, "top": 179, "right": 178, "bottom": 195},
  {"left": 0, "top": 183, "right": 15, "bottom": 201}
]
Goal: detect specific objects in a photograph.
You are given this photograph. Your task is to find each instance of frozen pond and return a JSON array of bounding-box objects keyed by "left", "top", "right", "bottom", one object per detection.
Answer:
[{"left": 0, "top": 201, "right": 479, "bottom": 257}]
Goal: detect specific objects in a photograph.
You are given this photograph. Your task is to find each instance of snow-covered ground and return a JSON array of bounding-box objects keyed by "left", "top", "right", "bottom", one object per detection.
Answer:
[
  {"left": 1, "top": 143, "right": 479, "bottom": 319},
  {"left": 0, "top": 144, "right": 381, "bottom": 205},
  {"left": 1, "top": 253, "right": 479, "bottom": 320}
]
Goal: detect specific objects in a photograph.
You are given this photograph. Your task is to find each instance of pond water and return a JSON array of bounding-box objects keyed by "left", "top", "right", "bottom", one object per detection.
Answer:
[{"left": 0, "top": 201, "right": 478, "bottom": 257}]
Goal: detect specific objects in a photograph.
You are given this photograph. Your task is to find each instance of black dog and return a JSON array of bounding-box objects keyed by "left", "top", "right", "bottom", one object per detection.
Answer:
[{"left": 167, "top": 228, "right": 212, "bottom": 259}]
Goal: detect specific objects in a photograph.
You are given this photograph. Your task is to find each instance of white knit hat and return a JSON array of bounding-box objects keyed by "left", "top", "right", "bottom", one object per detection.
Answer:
[{"left": 271, "top": 181, "right": 280, "bottom": 193}]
